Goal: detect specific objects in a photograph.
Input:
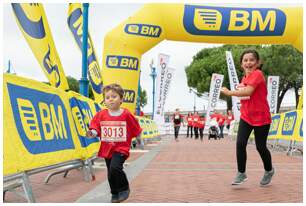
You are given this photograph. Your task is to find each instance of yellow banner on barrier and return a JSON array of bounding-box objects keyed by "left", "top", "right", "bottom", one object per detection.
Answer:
[
  {"left": 3, "top": 74, "right": 80, "bottom": 175},
  {"left": 67, "top": 3, "right": 103, "bottom": 103},
  {"left": 268, "top": 110, "right": 303, "bottom": 141},
  {"left": 11, "top": 3, "right": 69, "bottom": 90},
  {"left": 3, "top": 73, "right": 159, "bottom": 176},
  {"left": 67, "top": 91, "right": 102, "bottom": 158},
  {"left": 297, "top": 87, "right": 303, "bottom": 110}
]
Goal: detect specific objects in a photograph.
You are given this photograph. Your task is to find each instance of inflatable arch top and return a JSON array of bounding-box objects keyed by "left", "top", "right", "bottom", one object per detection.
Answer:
[{"left": 101, "top": 3, "right": 303, "bottom": 112}]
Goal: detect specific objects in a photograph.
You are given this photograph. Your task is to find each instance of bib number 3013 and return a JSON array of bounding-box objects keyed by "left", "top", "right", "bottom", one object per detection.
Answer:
[{"left": 100, "top": 121, "right": 127, "bottom": 142}]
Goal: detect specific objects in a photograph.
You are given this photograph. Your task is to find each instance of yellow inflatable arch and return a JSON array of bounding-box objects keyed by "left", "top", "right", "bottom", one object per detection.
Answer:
[{"left": 102, "top": 3, "right": 303, "bottom": 112}]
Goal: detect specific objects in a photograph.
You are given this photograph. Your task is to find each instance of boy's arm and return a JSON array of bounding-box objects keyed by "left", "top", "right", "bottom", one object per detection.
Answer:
[{"left": 87, "top": 112, "right": 101, "bottom": 138}]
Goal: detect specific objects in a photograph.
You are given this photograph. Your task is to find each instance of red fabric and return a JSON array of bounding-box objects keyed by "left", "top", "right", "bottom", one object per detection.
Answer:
[
  {"left": 217, "top": 114, "right": 225, "bottom": 126},
  {"left": 198, "top": 117, "right": 205, "bottom": 129},
  {"left": 225, "top": 114, "right": 234, "bottom": 125},
  {"left": 173, "top": 113, "right": 184, "bottom": 126},
  {"left": 193, "top": 115, "right": 200, "bottom": 128},
  {"left": 240, "top": 69, "right": 271, "bottom": 126},
  {"left": 210, "top": 113, "right": 219, "bottom": 122},
  {"left": 187, "top": 116, "right": 193, "bottom": 126},
  {"left": 89, "top": 108, "right": 142, "bottom": 159}
]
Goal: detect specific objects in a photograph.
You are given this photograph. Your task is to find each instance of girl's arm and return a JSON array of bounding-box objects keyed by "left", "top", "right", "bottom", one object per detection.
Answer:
[{"left": 221, "top": 85, "right": 255, "bottom": 97}]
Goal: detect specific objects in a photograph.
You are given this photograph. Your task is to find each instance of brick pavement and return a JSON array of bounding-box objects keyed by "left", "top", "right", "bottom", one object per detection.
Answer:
[
  {"left": 126, "top": 135, "right": 302, "bottom": 203},
  {"left": 4, "top": 135, "right": 303, "bottom": 203}
]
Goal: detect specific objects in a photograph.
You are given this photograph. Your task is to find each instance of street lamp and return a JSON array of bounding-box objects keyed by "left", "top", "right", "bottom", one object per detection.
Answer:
[
  {"left": 189, "top": 88, "right": 196, "bottom": 113},
  {"left": 136, "top": 70, "right": 141, "bottom": 115},
  {"left": 150, "top": 59, "right": 157, "bottom": 120},
  {"left": 80, "top": 3, "right": 89, "bottom": 97}
]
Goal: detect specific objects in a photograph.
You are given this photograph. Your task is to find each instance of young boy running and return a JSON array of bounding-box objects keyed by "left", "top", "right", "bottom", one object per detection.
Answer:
[{"left": 86, "top": 83, "right": 142, "bottom": 203}]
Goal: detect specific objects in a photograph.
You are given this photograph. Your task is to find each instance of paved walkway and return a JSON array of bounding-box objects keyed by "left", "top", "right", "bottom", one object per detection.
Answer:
[{"left": 4, "top": 135, "right": 303, "bottom": 203}]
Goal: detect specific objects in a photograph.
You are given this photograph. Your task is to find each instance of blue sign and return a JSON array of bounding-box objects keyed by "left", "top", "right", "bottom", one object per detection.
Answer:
[
  {"left": 7, "top": 83, "right": 74, "bottom": 154},
  {"left": 106, "top": 55, "right": 139, "bottom": 71},
  {"left": 269, "top": 114, "right": 280, "bottom": 135},
  {"left": 69, "top": 97, "right": 100, "bottom": 147},
  {"left": 183, "top": 5, "right": 286, "bottom": 36},
  {"left": 281, "top": 111, "right": 297, "bottom": 136},
  {"left": 125, "top": 23, "right": 161, "bottom": 37}
]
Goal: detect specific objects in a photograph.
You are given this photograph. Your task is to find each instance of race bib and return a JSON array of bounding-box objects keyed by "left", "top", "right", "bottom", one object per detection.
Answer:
[
  {"left": 175, "top": 115, "right": 180, "bottom": 119},
  {"left": 100, "top": 121, "right": 127, "bottom": 142}
]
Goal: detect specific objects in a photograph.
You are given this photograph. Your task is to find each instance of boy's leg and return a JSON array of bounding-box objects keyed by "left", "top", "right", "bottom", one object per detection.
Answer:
[
  {"left": 105, "top": 158, "right": 118, "bottom": 196},
  {"left": 109, "top": 152, "right": 129, "bottom": 194}
]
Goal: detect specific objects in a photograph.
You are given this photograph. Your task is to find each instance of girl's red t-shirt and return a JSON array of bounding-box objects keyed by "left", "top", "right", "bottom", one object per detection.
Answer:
[
  {"left": 240, "top": 69, "right": 271, "bottom": 126},
  {"left": 89, "top": 108, "right": 142, "bottom": 159}
]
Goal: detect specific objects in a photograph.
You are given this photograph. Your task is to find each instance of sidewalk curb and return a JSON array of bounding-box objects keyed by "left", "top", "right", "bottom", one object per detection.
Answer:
[{"left": 76, "top": 137, "right": 171, "bottom": 203}]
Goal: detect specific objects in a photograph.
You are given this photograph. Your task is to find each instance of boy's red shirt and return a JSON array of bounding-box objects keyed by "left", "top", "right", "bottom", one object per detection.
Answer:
[{"left": 89, "top": 108, "right": 142, "bottom": 159}]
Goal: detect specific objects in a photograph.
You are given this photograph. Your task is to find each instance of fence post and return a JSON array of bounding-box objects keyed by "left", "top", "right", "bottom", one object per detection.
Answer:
[{"left": 22, "top": 172, "right": 35, "bottom": 203}]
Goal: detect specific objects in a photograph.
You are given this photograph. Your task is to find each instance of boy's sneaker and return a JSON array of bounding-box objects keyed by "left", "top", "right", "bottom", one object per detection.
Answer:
[
  {"left": 232, "top": 172, "right": 248, "bottom": 185},
  {"left": 260, "top": 167, "right": 275, "bottom": 186},
  {"left": 117, "top": 189, "right": 130, "bottom": 203},
  {"left": 111, "top": 194, "right": 119, "bottom": 203}
]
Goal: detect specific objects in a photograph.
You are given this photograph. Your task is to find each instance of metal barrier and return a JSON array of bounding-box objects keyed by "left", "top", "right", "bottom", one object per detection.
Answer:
[{"left": 3, "top": 158, "right": 97, "bottom": 203}]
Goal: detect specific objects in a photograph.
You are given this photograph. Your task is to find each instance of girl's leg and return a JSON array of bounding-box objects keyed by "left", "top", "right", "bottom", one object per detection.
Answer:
[
  {"left": 236, "top": 119, "right": 253, "bottom": 173},
  {"left": 254, "top": 124, "right": 272, "bottom": 171}
]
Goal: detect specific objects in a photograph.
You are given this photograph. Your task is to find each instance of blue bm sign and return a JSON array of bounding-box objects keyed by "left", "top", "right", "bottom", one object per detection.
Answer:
[
  {"left": 7, "top": 83, "right": 74, "bottom": 154},
  {"left": 183, "top": 5, "right": 286, "bottom": 36}
]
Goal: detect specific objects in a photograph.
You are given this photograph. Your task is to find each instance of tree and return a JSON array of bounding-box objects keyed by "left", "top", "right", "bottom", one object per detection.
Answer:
[
  {"left": 139, "top": 87, "right": 147, "bottom": 109},
  {"left": 66, "top": 76, "right": 94, "bottom": 100},
  {"left": 185, "top": 45, "right": 302, "bottom": 112},
  {"left": 260, "top": 45, "right": 303, "bottom": 111}
]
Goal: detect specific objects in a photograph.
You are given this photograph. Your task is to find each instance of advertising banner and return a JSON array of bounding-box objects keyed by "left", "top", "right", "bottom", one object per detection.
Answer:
[
  {"left": 154, "top": 53, "right": 170, "bottom": 124},
  {"left": 160, "top": 67, "right": 175, "bottom": 116},
  {"left": 267, "top": 76, "right": 279, "bottom": 114},
  {"left": 3, "top": 74, "right": 80, "bottom": 175},
  {"left": 68, "top": 91, "right": 102, "bottom": 158},
  {"left": 225, "top": 51, "right": 241, "bottom": 120},
  {"left": 68, "top": 3, "right": 103, "bottom": 103},
  {"left": 11, "top": 3, "right": 69, "bottom": 90},
  {"left": 268, "top": 110, "right": 303, "bottom": 142},
  {"left": 205, "top": 73, "right": 224, "bottom": 123}
]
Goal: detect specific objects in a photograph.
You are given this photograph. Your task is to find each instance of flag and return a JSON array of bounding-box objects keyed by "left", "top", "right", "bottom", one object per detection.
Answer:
[
  {"left": 12, "top": 3, "right": 69, "bottom": 90},
  {"left": 67, "top": 3, "right": 103, "bottom": 103}
]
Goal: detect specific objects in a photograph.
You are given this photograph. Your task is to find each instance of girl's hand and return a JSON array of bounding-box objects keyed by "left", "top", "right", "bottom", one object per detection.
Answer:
[{"left": 221, "top": 87, "right": 231, "bottom": 96}]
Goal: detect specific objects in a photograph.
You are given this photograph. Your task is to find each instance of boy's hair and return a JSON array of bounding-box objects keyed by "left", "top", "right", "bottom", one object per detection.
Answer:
[{"left": 102, "top": 83, "right": 125, "bottom": 99}]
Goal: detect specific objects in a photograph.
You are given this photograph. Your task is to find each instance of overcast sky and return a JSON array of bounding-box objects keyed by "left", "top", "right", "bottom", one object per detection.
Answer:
[{"left": 3, "top": 2, "right": 301, "bottom": 113}]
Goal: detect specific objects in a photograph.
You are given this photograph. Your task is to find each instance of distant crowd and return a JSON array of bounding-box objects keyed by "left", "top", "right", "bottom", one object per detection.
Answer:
[{"left": 172, "top": 108, "right": 234, "bottom": 141}]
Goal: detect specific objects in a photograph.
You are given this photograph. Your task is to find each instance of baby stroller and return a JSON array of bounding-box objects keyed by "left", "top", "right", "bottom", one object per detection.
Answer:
[{"left": 208, "top": 118, "right": 220, "bottom": 140}]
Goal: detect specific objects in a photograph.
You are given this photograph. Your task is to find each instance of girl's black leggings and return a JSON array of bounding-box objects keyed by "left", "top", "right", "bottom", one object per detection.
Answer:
[{"left": 236, "top": 118, "right": 272, "bottom": 173}]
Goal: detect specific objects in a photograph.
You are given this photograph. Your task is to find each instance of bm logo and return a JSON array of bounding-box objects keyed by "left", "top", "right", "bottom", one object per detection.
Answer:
[
  {"left": 123, "top": 89, "right": 135, "bottom": 103},
  {"left": 106, "top": 55, "right": 139, "bottom": 71},
  {"left": 269, "top": 114, "right": 280, "bottom": 135},
  {"left": 7, "top": 83, "right": 74, "bottom": 154},
  {"left": 282, "top": 111, "right": 297, "bottom": 136},
  {"left": 69, "top": 97, "right": 100, "bottom": 147},
  {"left": 183, "top": 5, "right": 286, "bottom": 36},
  {"left": 125, "top": 24, "right": 161, "bottom": 37}
]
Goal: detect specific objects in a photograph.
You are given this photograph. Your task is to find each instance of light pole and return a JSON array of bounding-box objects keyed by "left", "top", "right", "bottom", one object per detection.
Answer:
[
  {"left": 150, "top": 60, "right": 157, "bottom": 120},
  {"left": 136, "top": 70, "right": 141, "bottom": 115},
  {"left": 189, "top": 88, "right": 196, "bottom": 113},
  {"left": 80, "top": 3, "right": 89, "bottom": 97}
]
